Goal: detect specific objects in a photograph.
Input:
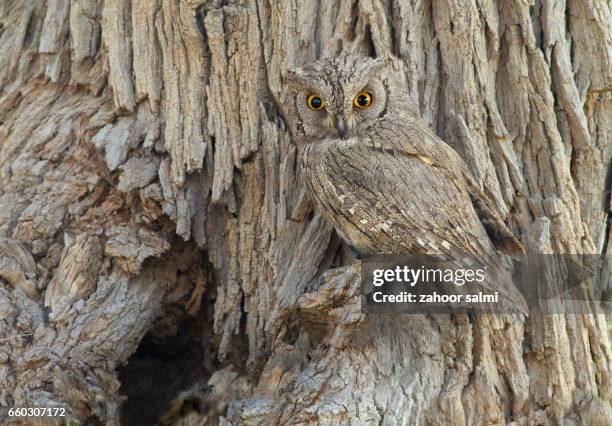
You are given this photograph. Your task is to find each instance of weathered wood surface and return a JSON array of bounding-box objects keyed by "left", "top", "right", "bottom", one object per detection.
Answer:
[{"left": 0, "top": 1, "right": 609, "bottom": 425}]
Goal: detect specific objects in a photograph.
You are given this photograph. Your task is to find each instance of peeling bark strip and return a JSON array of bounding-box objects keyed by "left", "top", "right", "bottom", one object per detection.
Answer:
[
  {"left": 0, "top": 0, "right": 610, "bottom": 425},
  {"left": 131, "top": 0, "right": 162, "bottom": 110},
  {"left": 102, "top": 0, "right": 136, "bottom": 112},
  {"left": 205, "top": 3, "right": 264, "bottom": 202},
  {"left": 158, "top": 0, "right": 208, "bottom": 186}
]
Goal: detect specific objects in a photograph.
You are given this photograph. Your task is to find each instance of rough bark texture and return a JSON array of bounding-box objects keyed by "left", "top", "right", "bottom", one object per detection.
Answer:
[{"left": 0, "top": 1, "right": 609, "bottom": 425}]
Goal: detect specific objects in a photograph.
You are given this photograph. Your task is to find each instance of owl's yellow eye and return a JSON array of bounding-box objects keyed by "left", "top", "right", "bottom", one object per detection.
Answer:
[
  {"left": 307, "top": 95, "right": 325, "bottom": 110},
  {"left": 353, "top": 92, "right": 372, "bottom": 108}
]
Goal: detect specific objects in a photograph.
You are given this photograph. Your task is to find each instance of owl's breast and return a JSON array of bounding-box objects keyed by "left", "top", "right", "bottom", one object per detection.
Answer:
[
  {"left": 301, "top": 138, "right": 363, "bottom": 200},
  {"left": 300, "top": 138, "right": 389, "bottom": 253},
  {"left": 301, "top": 138, "right": 349, "bottom": 206}
]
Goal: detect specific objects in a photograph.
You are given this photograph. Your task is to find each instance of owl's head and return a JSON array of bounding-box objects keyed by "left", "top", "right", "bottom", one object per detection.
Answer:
[{"left": 285, "top": 55, "right": 405, "bottom": 142}]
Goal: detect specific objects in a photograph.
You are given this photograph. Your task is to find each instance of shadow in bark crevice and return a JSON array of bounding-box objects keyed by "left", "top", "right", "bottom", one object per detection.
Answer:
[{"left": 117, "top": 316, "right": 206, "bottom": 426}]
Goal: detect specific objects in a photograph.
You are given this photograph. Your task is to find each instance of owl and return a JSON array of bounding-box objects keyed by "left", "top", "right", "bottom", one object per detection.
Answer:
[{"left": 284, "top": 55, "right": 526, "bottom": 312}]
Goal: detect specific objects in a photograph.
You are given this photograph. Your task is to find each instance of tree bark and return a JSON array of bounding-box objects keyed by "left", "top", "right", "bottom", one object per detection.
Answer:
[{"left": 0, "top": 1, "right": 609, "bottom": 425}]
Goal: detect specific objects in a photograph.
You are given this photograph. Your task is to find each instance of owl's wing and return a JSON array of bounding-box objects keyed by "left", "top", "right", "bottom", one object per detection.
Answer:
[
  {"left": 339, "top": 141, "right": 496, "bottom": 260},
  {"left": 363, "top": 121, "right": 525, "bottom": 259},
  {"left": 319, "top": 138, "right": 526, "bottom": 312}
]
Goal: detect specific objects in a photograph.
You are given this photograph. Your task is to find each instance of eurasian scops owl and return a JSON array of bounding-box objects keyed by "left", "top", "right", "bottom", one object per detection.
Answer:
[{"left": 284, "top": 55, "right": 526, "bottom": 311}]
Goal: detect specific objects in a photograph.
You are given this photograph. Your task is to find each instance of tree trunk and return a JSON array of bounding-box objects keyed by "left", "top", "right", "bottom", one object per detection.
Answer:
[{"left": 0, "top": 1, "right": 609, "bottom": 425}]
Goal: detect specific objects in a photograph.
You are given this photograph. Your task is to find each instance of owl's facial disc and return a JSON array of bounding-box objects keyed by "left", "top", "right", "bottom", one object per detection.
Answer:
[{"left": 286, "top": 56, "right": 393, "bottom": 142}]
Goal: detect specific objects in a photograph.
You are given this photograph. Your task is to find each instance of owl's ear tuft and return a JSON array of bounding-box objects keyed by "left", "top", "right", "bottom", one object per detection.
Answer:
[
  {"left": 283, "top": 68, "right": 310, "bottom": 90},
  {"left": 370, "top": 56, "right": 396, "bottom": 75}
]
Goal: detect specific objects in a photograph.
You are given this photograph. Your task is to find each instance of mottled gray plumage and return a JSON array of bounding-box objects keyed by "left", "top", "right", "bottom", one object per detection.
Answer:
[{"left": 285, "top": 55, "right": 526, "bottom": 311}]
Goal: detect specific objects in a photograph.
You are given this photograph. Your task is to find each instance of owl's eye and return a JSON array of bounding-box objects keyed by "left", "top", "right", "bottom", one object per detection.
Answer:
[
  {"left": 307, "top": 95, "right": 325, "bottom": 110},
  {"left": 353, "top": 92, "right": 372, "bottom": 108}
]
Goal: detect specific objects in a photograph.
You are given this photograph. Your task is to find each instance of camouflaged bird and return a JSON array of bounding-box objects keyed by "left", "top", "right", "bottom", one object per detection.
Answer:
[{"left": 284, "top": 55, "right": 527, "bottom": 312}]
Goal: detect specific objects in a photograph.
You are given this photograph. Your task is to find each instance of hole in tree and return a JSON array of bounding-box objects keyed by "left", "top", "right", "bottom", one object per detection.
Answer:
[{"left": 117, "top": 316, "right": 205, "bottom": 426}]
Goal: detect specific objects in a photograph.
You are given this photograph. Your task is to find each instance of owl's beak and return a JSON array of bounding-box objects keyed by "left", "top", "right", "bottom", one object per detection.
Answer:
[{"left": 335, "top": 115, "right": 348, "bottom": 139}]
